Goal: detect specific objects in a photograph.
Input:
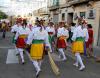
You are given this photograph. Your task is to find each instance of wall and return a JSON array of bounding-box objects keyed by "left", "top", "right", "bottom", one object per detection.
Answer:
[
  {"left": 59, "top": 8, "right": 67, "bottom": 22},
  {"left": 59, "top": 0, "right": 66, "bottom": 5},
  {"left": 93, "top": 1, "right": 100, "bottom": 46},
  {"left": 68, "top": 1, "right": 100, "bottom": 46}
]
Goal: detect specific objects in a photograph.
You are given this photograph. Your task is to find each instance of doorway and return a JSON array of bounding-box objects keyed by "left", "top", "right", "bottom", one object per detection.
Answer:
[{"left": 67, "top": 13, "right": 73, "bottom": 24}]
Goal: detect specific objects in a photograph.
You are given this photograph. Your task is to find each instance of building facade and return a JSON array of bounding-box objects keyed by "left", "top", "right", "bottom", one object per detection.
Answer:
[
  {"left": 48, "top": 0, "right": 60, "bottom": 24},
  {"left": 48, "top": 0, "right": 100, "bottom": 46},
  {"left": 66, "top": 0, "right": 100, "bottom": 46}
]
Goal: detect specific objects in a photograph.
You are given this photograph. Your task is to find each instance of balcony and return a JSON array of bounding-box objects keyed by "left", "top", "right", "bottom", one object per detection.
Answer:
[
  {"left": 68, "top": 0, "right": 89, "bottom": 5},
  {"left": 49, "top": 5, "right": 59, "bottom": 11},
  {"left": 48, "top": 0, "right": 59, "bottom": 11}
]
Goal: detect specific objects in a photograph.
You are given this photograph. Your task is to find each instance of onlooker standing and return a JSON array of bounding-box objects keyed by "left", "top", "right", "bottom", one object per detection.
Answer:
[
  {"left": 2, "top": 21, "right": 7, "bottom": 38},
  {"left": 70, "top": 23, "right": 76, "bottom": 43},
  {"left": 0, "top": 20, "right": 2, "bottom": 31},
  {"left": 82, "top": 22, "right": 89, "bottom": 57},
  {"left": 67, "top": 23, "right": 76, "bottom": 43},
  {"left": 86, "top": 24, "right": 94, "bottom": 57}
]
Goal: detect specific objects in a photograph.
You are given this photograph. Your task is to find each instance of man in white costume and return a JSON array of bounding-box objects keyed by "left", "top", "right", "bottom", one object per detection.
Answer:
[
  {"left": 46, "top": 22, "right": 55, "bottom": 53},
  {"left": 14, "top": 22, "right": 31, "bottom": 64},
  {"left": 57, "top": 22, "right": 69, "bottom": 61},
  {"left": 72, "top": 18, "right": 88, "bottom": 71},
  {"left": 26, "top": 21, "right": 50, "bottom": 77},
  {"left": 11, "top": 22, "right": 20, "bottom": 55}
]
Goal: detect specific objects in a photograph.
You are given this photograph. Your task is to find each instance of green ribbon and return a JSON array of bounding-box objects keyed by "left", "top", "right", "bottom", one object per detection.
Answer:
[
  {"left": 76, "top": 37, "right": 84, "bottom": 41},
  {"left": 32, "top": 40, "right": 44, "bottom": 44}
]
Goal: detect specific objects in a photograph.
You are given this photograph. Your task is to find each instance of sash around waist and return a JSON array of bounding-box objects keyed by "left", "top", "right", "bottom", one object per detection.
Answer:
[
  {"left": 48, "top": 32, "right": 53, "bottom": 35},
  {"left": 32, "top": 39, "right": 44, "bottom": 44},
  {"left": 19, "top": 34, "right": 27, "bottom": 38},
  {"left": 76, "top": 37, "right": 84, "bottom": 41},
  {"left": 58, "top": 36, "right": 66, "bottom": 40}
]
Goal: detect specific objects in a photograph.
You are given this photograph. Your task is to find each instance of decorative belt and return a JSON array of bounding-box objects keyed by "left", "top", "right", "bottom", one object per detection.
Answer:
[
  {"left": 59, "top": 36, "right": 66, "bottom": 40},
  {"left": 32, "top": 39, "right": 44, "bottom": 44},
  {"left": 48, "top": 32, "right": 53, "bottom": 35},
  {"left": 76, "top": 37, "right": 84, "bottom": 41},
  {"left": 19, "top": 34, "right": 27, "bottom": 38}
]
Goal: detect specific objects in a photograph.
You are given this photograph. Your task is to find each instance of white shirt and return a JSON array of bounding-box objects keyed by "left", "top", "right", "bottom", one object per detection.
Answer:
[
  {"left": 71, "top": 26, "right": 76, "bottom": 33},
  {"left": 46, "top": 26, "right": 55, "bottom": 35},
  {"left": 27, "top": 27, "right": 50, "bottom": 47},
  {"left": 57, "top": 27, "right": 69, "bottom": 38},
  {"left": 72, "top": 25, "right": 84, "bottom": 41},
  {"left": 14, "top": 26, "right": 31, "bottom": 40},
  {"left": 11, "top": 24, "right": 19, "bottom": 33},
  {"left": 83, "top": 27, "right": 89, "bottom": 41}
]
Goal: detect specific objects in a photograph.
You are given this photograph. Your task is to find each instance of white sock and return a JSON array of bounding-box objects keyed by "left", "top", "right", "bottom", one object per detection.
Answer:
[
  {"left": 19, "top": 51, "right": 24, "bottom": 62},
  {"left": 52, "top": 46, "right": 54, "bottom": 53},
  {"left": 75, "top": 54, "right": 78, "bottom": 65},
  {"left": 58, "top": 48, "right": 66, "bottom": 59},
  {"left": 38, "top": 60, "right": 42, "bottom": 67},
  {"left": 75, "top": 53, "right": 84, "bottom": 67},
  {"left": 32, "top": 60, "right": 40, "bottom": 71},
  {"left": 15, "top": 46, "right": 19, "bottom": 54},
  {"left": 49, "top": 45, "right": 52, "bottom": 52}
]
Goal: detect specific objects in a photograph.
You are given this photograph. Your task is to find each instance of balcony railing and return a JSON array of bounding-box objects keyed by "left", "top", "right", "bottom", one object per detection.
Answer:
[
  {"left": 68, "top": 0, "right": 89, "bottom": 5},
  {"left": 48, "top": 0, "right": 59, "bottom": 11}
]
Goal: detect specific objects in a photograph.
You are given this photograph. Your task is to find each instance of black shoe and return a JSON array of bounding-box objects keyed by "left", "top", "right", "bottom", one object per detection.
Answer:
[
  {"left": 16, "top": 53, "right": 19, "bottom": 56},
  {"left": 23, "top": 51, "right": 25, "bottom": 54},
  {"left": 36, "top": 70, "right": 41, "bottom": 78},
  {"left": 22, "top": 61, "right": 25, "bottom": 65}
]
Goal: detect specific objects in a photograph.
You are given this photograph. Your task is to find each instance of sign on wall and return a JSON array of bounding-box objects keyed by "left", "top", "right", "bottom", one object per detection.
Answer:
[{"left": 87, "top": 9, "right": 96, "bottom": 19}]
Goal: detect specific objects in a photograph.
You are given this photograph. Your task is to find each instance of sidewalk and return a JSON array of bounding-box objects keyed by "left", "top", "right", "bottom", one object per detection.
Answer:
[
  {"left": 66, "top": 43, "right": 100, "bottom": 60},
  {"left": 93, "top": 46, "right": 100, "bottom": 58}
]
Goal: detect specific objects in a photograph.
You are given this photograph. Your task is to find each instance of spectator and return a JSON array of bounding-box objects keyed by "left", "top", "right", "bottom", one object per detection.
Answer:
[
  {"left": 86, "top": 24, "right": 94, "bottom": 57},
  {"left": 67, "top": 23, "right": 76, "bottom": 43},
  {"left": 0, "top": 20, "right": 2, "bottom": 31},
  {"left": 2, "top": 21, "right": 7, "bottom": 38}
]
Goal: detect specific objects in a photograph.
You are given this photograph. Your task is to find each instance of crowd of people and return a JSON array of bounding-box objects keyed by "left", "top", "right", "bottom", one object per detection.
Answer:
[
  {"left": 11, "top": 17, "right": 94, "bottom": 77},
  {"left": 0, "top": 20, "right": 10, "bottom": 38}
]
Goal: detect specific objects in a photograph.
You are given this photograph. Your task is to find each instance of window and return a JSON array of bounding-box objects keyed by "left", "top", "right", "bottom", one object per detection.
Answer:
[
  {"left": 62, "top": 13, "right": 65, "bottom": 21},
  {"left": 53, "top": 0, "right": 59, "bottom": 6},
  {"left": 80, "top": 12, "right": 86, "bottom": 18}
]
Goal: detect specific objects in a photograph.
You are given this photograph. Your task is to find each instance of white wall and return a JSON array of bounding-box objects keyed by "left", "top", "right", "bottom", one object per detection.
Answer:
[
  {"left": 47, "top": 0, "right": 53, "bottom": 7},
  {"left": 59, "top": 0, "right": 66, "bottom": 5},
  {"left": 59, "top": 8, "right": 67, "bottom": 22}
]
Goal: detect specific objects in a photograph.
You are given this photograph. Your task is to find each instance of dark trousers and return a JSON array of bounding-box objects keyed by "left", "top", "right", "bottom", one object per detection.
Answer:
[{"left": 2, "top": 30, "right": 6, "bottom": 38}]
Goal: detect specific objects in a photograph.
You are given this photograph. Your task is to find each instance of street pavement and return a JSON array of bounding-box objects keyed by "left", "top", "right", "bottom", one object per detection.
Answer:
[{"left": 0, "top": 32, "right": 100, "bottom": 78}]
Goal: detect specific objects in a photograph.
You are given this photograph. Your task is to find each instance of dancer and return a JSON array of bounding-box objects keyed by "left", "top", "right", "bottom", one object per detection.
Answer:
[
  {"left": 72, "top": 18, "right": 87, "bottom": 71},
  {"left": 11, "top": 22, "right": 20, "bottom": 55},
  {"left": 57, "top": 22, "right": 69, "bottom": 61},
  {"left": 26, "top": 21, "right": 50, "bottom": 77},
  {"left": 15, "top": 21, "right": 31, "bottom": 64},
  {"left": 46, "top": 22, "right": 55, "bottom": 53}
]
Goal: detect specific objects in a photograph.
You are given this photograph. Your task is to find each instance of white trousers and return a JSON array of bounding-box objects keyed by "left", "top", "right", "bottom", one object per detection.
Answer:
[
  {"left": 18, "top": 48, "right": 24, "bottom": 62},
  {"left": 15, "top": 46, "right": 19, "bottom": 54},
  {"left": 58, "top": 48, "right": 66, "bottom": 59},
  {"left": 32, "top": 60, "right": 42, "bottom": 72},
  {"left": 75, "top": 53, "right": 84, "bottom": 67}
]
